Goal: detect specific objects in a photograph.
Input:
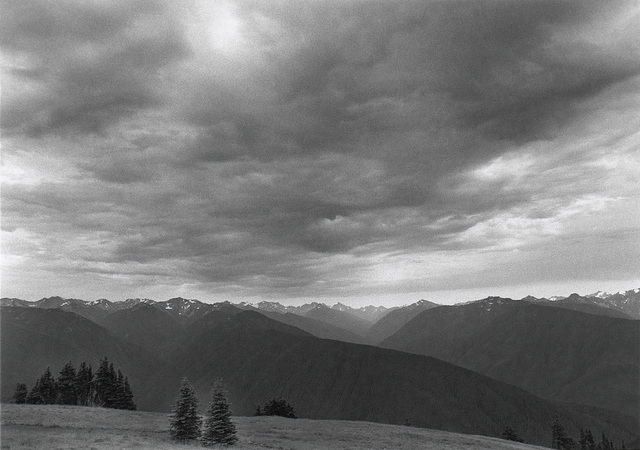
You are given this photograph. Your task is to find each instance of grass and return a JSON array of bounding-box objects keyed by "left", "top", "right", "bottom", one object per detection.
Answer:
[{"left": 1, "top": 404, "right": 547, "bottom": 449}]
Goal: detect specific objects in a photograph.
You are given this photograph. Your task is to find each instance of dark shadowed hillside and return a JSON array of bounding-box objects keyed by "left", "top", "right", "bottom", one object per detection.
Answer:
[
  {"left": 0, "top": 307, "right": 161, "bottom": 409},
  {"left": 98, "top": 304, "right": 185, "bottom": 358},
  {"left": 366, "top": 299, "right": 440, "bottom": 344},
  {"left": 381, "top": 299, "right": 640, "bottom": 420},
  {"left": 243, "top": 308, "right": 369, "bottom": 344},
  {"left": 140, "top": 310, "right": 637, "bottom": 447}
]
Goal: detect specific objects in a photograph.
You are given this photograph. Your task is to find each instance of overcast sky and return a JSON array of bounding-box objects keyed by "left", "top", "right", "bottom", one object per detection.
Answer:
[{"left": 2, "top": 0, "right": 639, "bottom": 306}]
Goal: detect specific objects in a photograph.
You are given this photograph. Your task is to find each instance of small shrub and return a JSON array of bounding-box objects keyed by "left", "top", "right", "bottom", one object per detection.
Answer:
[{"left": 256, "top": 397, "right": 296, "bottom": 419}]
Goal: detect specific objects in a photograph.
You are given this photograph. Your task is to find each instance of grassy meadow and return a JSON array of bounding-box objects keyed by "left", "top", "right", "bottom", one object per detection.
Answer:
[{"left": 0, "top": 403, "right": 548, "bottom": 449}]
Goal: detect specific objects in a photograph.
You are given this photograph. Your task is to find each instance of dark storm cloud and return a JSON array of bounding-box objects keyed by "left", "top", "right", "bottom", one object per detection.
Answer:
[
  {"left": 3, "top": 0, "right": 639, "bottom": 301},
  {"left": 180, "top": 0, "right": 640, "bottom": 173},
  {"left": 168, "top": 0, "right": 640, "bottom": 269},
  {"left": 1, "top": 0, "right": 188, "bottom": 136}
]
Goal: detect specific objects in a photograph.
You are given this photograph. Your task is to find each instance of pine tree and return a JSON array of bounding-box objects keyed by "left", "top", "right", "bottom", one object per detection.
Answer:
[
  {"left": 202, "top": 380, "right": 237, "bottom": 446},
  {"left": 57, "top": 361, "right": 78, "bottom": 405},
  {"left": 76, "top": 362, "right": 93, "bottom": 406},
  {"left": 122, "top": 376, "right": 136, "bottom": 410},
  {"left": 13, "top": 383, "right": 28, "bottom": 404},
  {"left": 26, "top": 379, "right": 44, "bottom": 404},
  {"left": 106, "top": 362, "right": 118, "bottom": 408},
  {"left": 501, "top": 426, "right": 524, "bottom": 442},
  {"left": 598, "top": 432, "right": 614, "bottom": 450},
  {"left": 94, "top": 357, "right": 113, "bottom": 407},
  {"left": 551, "top": 416, "right": 575, "bottom": 449},
  {"left": 169, "top": 378, "right": 201, "bottom": 441},
  {"left": 38, "top": 367, "right": 58, "bottom": 404},
  {"left": 580, "top": 428, "right": 596, "bottom": 450},
  {"left": 114, "top": 370, "right": 126, "bottom": 409}
]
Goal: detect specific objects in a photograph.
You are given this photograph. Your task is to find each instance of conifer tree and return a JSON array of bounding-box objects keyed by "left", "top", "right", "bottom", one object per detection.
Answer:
[
  {"left": 94, "top": 357, "right": 113, "bottom": 407},
  {"left": 57, "top": 361, "right": 78, "bottom": 405},
  {"left": 169, "top": 378, "right": 201, "bottom": 441},
  {"left": 13, "top": 383, "right": 28, "bottom": 404},
  {"left": 26, "top": 379, "right": 44, "bottom": 404},
  {"left": 501, "top": 426, "right": 524, "bottom": 442},
  {"left": 551, "top": 416, "right": 575, "bottom": 449},
  {"left": 579, "top": 428, "right": 596, "bottom": 450},
  {"left": 598, "top": 432, "right": 614, "bottom": 450},
  {"left": 202, "top": 380, "right": 237, "bottom": 446},
  {"left": 38, "top": 367, "right": 58, "bottom": 404},
  {"left": 76, "top": 362, "right": 93, "bottom": 406},
  {"left": 121, "top": 376, "right": 136, "bottom": 410},
  {"left": 106, "top": 362, "right": 118, "bottom": 407},
  {"left": 114, "top": 369, "right": 126, "bottom": 409}
]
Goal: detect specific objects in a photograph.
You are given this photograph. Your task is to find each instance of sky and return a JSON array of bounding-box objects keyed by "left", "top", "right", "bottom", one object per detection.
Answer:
[{"left": 2, "top": 0, "right": 640, "bottom": 307}]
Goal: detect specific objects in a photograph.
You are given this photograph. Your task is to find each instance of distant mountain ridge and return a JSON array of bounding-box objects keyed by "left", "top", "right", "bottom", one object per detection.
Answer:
[
  {"left": 0, "top": 296, "right": 395, "bottom": 323},
  {"left": 366, "top": 299, "right": 440, "bottom": 344},
  {"left": 523, "top": 289, "right": 640, "bottom": 319}
]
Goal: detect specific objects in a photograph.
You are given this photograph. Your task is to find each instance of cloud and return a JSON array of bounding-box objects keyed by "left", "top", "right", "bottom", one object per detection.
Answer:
[
  {"left": 2, "top": 0, "right": 639, "bottom": 303},
  {"left": 1, "top": 0, "right": 189, "bottom": 136}
]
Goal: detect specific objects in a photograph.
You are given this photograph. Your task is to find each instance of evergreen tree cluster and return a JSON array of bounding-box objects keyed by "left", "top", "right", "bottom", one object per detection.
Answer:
[
  {"left": 499, "top": 419, "right": 627, "bottom": 450},
  {"left": 579, "top": 428, "right": 625, "bottom": 450},
  {"left": 549, "top": 417, "right": 627, "bottom": 450},
  {"left": 169, "top": 378, "right": 237, "bottom": 446},
  {"left": 13, "top": 357, "right": 135, "bottom": 410},
  {"left": 254, "top": 397, "right": 296, "bottom": 418}
]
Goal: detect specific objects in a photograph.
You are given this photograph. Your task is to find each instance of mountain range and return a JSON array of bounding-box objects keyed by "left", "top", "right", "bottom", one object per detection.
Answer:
[
  {"left": 381, "top": 297, "right": 639, "bottom": 419},
  {"left": 2, "top": 289, "right": 639, "bottom": 447}
]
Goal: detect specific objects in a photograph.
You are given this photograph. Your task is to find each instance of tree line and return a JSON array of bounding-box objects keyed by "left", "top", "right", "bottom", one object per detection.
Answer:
[
  {"left": 500, "top": 416, "right": 627, "bottom": 450},
  {"left": 13, "top": 357, "right": 135, "bottom": 410}
]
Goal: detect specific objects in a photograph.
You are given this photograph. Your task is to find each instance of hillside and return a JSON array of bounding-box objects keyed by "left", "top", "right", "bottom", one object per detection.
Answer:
[
  {"left": 381, "top": 298, "right": 640, "bottom": 420},
  {"left": 0, "top": 307, "right": 162, "bottom": 410},
  {"left": 243, "top": 308, "right": 369, "bottom": 344},
  {"left": 98, "top": 304, "right": 185, "bottom": 358},
  {"left": 139, "top": 310, "right": 637, "bottom": 446},
  {"left": 367, "top": 299, "right": 440, "bottom": 344},
  {"left": 303, "top": 303, "right": 373, "bottom": 336},
  {"left": 1, "top": 404, "right": 548, "bottom": 449}
]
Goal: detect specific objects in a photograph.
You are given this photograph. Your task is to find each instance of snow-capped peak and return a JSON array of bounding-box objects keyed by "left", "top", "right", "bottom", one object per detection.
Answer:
[{"left": 588, "top": 291, "right": 611, "bottom": 299}]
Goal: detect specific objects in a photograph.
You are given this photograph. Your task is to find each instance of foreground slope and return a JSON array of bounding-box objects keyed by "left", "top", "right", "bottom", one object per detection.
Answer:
[
  {"left": 142, "top": 311, "right": 637, "bottom": 447},
  {"left": 1, "top": 404, "right": 547, "bottom": 450},
  {"left": 381, "top": 299, "right": 640, "bottom": 419}
]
